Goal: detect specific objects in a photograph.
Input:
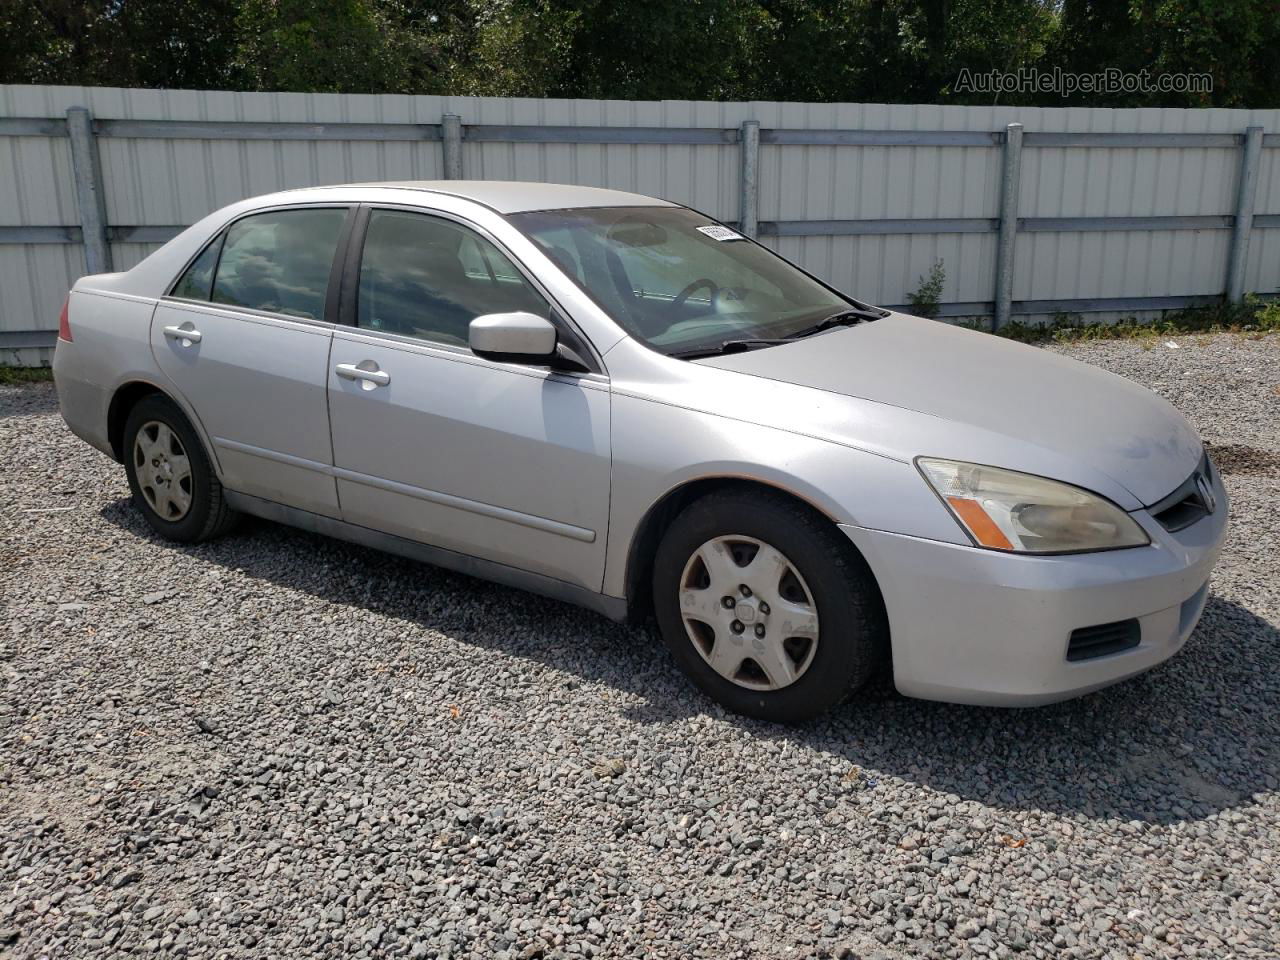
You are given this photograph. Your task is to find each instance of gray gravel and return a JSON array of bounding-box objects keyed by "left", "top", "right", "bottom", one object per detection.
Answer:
[{"left": 2, "top": 331, "right": 1278, "bottom": 960}]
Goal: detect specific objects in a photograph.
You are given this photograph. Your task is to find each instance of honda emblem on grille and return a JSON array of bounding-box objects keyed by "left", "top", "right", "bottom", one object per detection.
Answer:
[{"left": 1195, "top": 473, "right": 1217, "bottom": 513}]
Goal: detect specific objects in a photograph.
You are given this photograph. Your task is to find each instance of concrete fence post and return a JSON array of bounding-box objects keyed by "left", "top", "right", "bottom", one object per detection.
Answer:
[
  {"left": 1225, "top": 125, "right": 1263, "bottom": 303},
  {"left": 993, "top": 122, "right": 1023, "bottom": 330},
  {"left": 442, "top": 114, "right": 464, "bottom": 180},
  {"left": 65, "top": 106, "right": 112, "bottom": 275},
  {"left": 739, "top": 120, "right": 760, "bottom": 238}
]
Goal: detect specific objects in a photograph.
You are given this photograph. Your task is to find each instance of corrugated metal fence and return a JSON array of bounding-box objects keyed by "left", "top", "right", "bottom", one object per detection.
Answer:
[{"left": 3, "top": 85, "right": 1279, "bottom": 365}]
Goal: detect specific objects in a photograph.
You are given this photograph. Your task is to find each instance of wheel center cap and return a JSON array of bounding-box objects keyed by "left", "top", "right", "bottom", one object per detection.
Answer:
[{"left": 736, "top": 600, "right": 758, "bottom": 623}]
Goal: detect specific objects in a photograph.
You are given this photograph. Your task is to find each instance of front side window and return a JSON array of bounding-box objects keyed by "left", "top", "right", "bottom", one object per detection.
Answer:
[
  {"left": 357, "top": 210, "right": 548, "bottom": 347},
  {"left": 508, "top": 206, "right": 852, "bottom": 356},
  {"left": 209, "top": 208, "right": 347, "bottom": 320}
]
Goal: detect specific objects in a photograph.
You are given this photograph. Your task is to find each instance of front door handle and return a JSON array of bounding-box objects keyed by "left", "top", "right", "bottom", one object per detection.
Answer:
[
  {"left": 335, "top": 362, "right": 391, "bottom": 389},
  {"left": 163, "top": 324, "right": 202, "bottom": 344}
]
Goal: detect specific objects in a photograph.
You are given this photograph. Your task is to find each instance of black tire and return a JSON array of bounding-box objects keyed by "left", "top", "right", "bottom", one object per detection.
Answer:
[
  {"left": 652, "top": 488, "right": 887, "bottom": 723},
  {"left": 123, "top": 393, "right": 238, "bottom": 543}
]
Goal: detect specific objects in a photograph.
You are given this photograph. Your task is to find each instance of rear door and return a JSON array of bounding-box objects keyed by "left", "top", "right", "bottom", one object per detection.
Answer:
[
  {"left": 325, "top": 206, "right": 612, "bottom": 590},
  {"left": 151, "top": 206, "right": 352, "bottom": 517}
]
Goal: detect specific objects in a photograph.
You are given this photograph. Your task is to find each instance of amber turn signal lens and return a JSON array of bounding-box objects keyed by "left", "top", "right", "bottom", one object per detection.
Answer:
[{"left": 945, "top": 496, "right": 1014, "bottom": 550}]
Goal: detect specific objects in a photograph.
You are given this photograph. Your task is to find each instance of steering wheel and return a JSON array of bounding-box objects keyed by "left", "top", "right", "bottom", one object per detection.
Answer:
[{"left": 671, "top": 278, "right": 719, "bottom": 311}]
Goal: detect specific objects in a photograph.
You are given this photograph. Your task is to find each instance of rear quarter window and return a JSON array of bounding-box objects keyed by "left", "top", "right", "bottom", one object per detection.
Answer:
[{"left": 170, "top": 235, "right": 223, "bottom": 301}]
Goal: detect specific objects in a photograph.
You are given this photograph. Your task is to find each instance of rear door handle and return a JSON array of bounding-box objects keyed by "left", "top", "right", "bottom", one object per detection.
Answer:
[
  {"left": 163, "top": 324, "right": 202, "bottom": 344},
  {"left": 335, "top": 362, "right": 391, "bottom": 388}
]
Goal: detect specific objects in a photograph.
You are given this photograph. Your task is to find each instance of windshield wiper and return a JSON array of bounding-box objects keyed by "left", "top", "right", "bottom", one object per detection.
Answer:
[
  {"left": 670, "top": 305, "right": 890, "bottom": 359},
  {"left": 670, "top": 338, "right": 796, "bottom": 359},
  {"left": 787, "top": 306, "right": 887, "bottom": 340}
]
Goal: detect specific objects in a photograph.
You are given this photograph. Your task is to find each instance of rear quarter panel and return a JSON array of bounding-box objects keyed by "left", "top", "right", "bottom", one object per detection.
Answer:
[
  {"left": 53, "top": 286, "right": 214, "bottom": 471},
  {"left": 53, "top": 289, "right": 157, "bottom": 453}
]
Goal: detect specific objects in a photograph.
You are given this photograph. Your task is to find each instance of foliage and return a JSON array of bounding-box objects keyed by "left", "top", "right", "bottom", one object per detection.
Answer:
[
  {"left": 548, "top": 0, "right": 772, "bottom": 101},
  {"left": 1256, "top": 298, "right": 1280, "bottom": 332},
  {"left": 988, "top": 295, "right": 1280, "bottom": 344},
  {"left": 446, "top": 1, "right": 580, "bottom": 97},
  {"left": 3, "top": 0, "right": 1278, "bottom": 108},
  {"left": 906, "top": 260, "right": 946, "bottom": 320},
  {"left": 5, "top": 0, "right": 242, "bottom": 89},
  {"left": 1052, "top": 0, "right": 1280, "bottom": 107},
  {"left": 0, "top": 366, "right": 54, "bottom": 384}
]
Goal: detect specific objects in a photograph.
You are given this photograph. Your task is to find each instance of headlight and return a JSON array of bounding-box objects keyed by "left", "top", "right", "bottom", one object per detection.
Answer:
[{"left": 916, "top": 458, "right": 1150, "bottom": 554}]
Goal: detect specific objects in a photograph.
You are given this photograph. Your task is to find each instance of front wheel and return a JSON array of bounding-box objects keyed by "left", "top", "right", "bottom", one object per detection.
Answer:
[
  {"left": 123, "top": 393, "right": 238, "bottom": 543},
  {"left": 652, "top": 489, "right": 887, "bottom": 723}
]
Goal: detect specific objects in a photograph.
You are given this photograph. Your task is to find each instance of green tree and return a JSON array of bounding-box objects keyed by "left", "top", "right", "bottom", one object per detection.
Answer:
[
  {"left": 3, "top": 0, "right": 241, "bottom": 88},
  {"left": 1, "top": 0, "right": 1278, "bottom": 108},
  {"left": 438, "top": 0, "right": 580, "bottom": 97},
  {"left": 1053, "top": 0, "right": 1280, "bottom": 107},
  {"left": 548, "top": 0, "right": 772, "bottom": 101},
  {"left": 233, "top": 0, "right": 428, "bottom": 93}
]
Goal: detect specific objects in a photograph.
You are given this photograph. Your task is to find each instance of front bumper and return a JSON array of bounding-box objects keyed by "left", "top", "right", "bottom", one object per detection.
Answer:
[{"left": 840, "top": 469, "right": 1228, "bottom": 706}]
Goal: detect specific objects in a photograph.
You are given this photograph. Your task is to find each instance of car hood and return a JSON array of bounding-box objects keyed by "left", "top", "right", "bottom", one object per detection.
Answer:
[{"left": 697, "top": 313, "right": 1202, "bottom": 507}]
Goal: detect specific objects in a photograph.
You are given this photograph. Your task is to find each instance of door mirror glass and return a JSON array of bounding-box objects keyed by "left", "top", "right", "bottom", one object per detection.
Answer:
[{"left": 469, "top": 312, "right": 558, "bottom": 363}]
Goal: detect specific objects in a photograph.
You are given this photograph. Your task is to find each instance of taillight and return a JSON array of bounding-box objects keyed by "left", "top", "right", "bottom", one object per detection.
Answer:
[{"left": 57, "top": 296, "right": 72, "bottom": 342}]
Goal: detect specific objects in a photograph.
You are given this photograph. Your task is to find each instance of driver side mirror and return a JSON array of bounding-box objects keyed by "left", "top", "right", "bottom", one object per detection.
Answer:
[{"left": 469, "top": 312, "right": 558, "bottom": 364}]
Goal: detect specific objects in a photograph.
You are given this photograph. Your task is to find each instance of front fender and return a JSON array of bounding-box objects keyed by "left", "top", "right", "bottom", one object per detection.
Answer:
[{"left": 602, "top": 391, "right": 965, "bottom": 598}]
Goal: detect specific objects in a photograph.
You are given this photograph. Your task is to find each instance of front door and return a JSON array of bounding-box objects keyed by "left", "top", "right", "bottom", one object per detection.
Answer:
[
  {"left": 326, "top": 208, "right": 611, "bottom": 590},
  {"left": 151, "top": 206, "right": 350, "bottom": 517}
]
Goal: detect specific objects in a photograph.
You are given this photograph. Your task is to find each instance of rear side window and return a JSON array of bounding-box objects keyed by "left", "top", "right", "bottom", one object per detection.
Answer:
[
  {"left": 171, "top": 235, "right": 223, "bottom": 301},
  {"left": 357, "top": 210, "right": 548, "bottom": 347},
  {"left": 210, "top": 209, "right": 346, "bottom": 320}
]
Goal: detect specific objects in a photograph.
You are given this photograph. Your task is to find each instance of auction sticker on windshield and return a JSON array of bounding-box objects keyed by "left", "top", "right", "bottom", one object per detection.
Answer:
[{"left": 696, "top": 225, "right": 744, "bottom": 242}]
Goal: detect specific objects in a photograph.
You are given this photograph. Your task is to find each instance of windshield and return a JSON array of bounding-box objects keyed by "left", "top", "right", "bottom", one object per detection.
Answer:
[{"left": 507, "top": 206, "right": 854, "bottom": 356}]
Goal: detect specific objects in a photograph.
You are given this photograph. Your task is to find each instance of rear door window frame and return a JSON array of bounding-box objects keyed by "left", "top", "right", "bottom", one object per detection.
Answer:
[{"left": 163, "top": 203, "right": 357, "bottom": 329}]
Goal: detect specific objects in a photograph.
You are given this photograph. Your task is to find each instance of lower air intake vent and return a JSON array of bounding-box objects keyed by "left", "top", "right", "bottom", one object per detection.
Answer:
[{"left": 1067, "top": 619, "right": 1141, "bottom": 662}]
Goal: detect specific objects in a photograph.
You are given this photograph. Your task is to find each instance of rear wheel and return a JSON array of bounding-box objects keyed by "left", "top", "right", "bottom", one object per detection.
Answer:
[
  {"left": 123, "top": 394, "right": 238, "bottom": 543},
  {"left": 652, "top": 488, "right": 886, "bottom": 722}
]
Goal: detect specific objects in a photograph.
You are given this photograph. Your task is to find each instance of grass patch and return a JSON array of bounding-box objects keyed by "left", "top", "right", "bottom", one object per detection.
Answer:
[
  {"left": 0, "top": 366, "right": 55, "bottom": 385},
  {"left": 964, "top": 296, "right": 1280, "bottom": 344}
]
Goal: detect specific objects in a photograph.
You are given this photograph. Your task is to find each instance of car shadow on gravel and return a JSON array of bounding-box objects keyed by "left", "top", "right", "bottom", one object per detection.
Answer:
[
  {"left": 806, "top": 595, "right": 1280, "bottom": 826},
  {"left": 100, "top": 496, "right": 1279, "bottom": 828}
]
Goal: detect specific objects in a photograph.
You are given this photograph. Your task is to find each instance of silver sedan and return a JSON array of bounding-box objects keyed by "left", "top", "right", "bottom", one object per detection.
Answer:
[{"left": 53, "top": 181, "right": 1227, "bottom": 721}]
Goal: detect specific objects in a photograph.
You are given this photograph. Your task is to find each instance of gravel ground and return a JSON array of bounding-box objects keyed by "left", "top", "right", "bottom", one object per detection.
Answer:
[{"left": 2, "top": 332, "right": 1278, "bottom": 960}]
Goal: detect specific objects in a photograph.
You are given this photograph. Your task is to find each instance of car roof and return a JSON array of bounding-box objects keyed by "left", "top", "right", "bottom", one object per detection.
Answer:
[{"left": 299, "top": 180, "right": 677, "bottom": 215}]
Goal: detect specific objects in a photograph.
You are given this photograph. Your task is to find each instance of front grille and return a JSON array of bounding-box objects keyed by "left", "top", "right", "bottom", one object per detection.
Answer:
[
  {"left": 1067, "top": 619, "right": 1141, "bottom": 662},
  {"left": 1153, "top": 495, "right": 1209, "bottom": 532},
  {"left": 1149, "top": 454, "right": 1215, "bottom": 533}
]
